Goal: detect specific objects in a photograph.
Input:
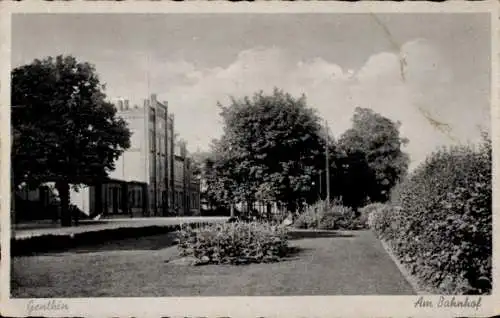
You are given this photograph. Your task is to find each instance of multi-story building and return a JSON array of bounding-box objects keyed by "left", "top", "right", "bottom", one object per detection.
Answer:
[
  {"left": 70, "top": 93, "right": 200, "bottom": 218},
  {"left": 146, "top": 94, "right": 171, "bottom": 216},
  {"left": 172, "top": 141, "right": 200, "bottom": 216}
]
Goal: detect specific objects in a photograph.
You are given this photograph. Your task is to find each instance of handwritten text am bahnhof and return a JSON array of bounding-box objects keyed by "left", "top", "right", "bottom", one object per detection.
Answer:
[{"left": 414, "top": 296, "right": 482, "bottom": 311}]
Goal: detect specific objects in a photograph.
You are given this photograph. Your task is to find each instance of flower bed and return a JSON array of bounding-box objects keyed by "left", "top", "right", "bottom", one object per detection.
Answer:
[{"left": 177, "top": 222, "right": 290, "bottom": 265}]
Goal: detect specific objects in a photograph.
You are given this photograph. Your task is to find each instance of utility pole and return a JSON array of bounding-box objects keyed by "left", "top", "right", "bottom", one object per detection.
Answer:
[
  {"left": 325, "top": 120, "right": 330, "bottom": 203},
  {"left": 319, "top": 170, "right": 322, "bottom": 200}
]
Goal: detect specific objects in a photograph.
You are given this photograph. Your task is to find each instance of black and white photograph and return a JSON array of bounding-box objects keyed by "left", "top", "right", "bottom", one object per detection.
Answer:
[{"left": 1, "top": 2, "right": 497, "bottom": 317}]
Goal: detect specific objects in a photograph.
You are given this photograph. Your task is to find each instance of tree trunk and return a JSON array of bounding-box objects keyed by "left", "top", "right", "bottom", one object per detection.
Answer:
[{"left": 56, "top": 181, "right": 71, "bottom": 227}]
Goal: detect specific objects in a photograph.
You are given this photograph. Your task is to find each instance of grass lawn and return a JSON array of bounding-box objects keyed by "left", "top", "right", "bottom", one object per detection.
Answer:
[{"left": 11, "top": 230, "right": 415, "bottom": 297}]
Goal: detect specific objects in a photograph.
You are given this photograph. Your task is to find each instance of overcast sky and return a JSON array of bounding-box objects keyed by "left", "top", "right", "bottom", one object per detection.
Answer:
[{"left": 12, "top": 13, "right": 491, "bottom": 169}]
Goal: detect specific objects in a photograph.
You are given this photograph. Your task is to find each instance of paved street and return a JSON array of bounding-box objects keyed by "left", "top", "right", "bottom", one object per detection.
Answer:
[
  {"left": 11, "top": 229, "right": 415, "bottom": 297},
  {"left": 12, "top": 217, "right": 228, "bottom": 240}
]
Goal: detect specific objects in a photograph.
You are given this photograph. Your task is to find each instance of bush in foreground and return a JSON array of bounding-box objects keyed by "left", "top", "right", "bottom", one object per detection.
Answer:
[
  {"left": 369, "top": 137, "right": 492, "bottom": 294},
  {"left": 177, "top": 222, "right": 289, "bottom": 265},
  {"left": 294, "top": 200, "right": 366, "bottom": 230}
]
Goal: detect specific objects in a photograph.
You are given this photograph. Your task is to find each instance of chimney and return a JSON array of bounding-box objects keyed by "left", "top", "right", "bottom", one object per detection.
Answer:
[
  {"left": 163, "top": 101, "right": 168, "bottom": 116},
  {"left": 151, "top": 94, "right": 157, "bottom": 103}
]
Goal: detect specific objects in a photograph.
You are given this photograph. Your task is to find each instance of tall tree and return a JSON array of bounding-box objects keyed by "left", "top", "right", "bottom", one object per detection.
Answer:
[
  {"left": 337, "top": 107, "right": 409, "bottom": 208},
  {"left": 204, "top": 141, "right": 239, "bottom": 210},
  {"left": 214, "top": 88, "right": 325, "bottom": 215},
  {"left": 190, "top": 148, "right": 231, "bottom": 212},
  {"left": 12, "top": 55, "right": 131, "bottom": 226}
]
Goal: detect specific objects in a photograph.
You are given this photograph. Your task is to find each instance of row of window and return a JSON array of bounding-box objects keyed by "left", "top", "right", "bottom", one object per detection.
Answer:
[
  {"left": 172, "top": 190, "right": 200, "bottom": 210},
  {"left": 104, "top": 186, "right": 144, "bottom": 210},
  {"left": 97, "top": 183, "right": 198, "bottom": 215},
  {"left": 149, "top": 132, "right": 172, "bottom": 154}
]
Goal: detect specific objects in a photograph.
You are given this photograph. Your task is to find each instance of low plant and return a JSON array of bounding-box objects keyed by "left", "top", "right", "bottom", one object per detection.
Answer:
[
  {"left": 364, "top": 203, "right": 397, "bottom": 238},
  {"left": 294, "top": 200, "right": 366, "bottom": 230},
  {"left": 177, "top": 221, "right": 290, "bottom": 265},
  {"left": 294, "top": 206, "right": 321, "bottom": 229},
  {"left": 357, "top": 203, "right": 382, "bottom": 229}
]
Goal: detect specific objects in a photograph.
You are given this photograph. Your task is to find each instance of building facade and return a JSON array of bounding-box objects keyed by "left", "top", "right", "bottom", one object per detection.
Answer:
[
  {"left": 172, "top": 141, "right": 200, "bottom": 216},
  {"left": 70, "top": 94, "right": 200, "bottom": 217}
]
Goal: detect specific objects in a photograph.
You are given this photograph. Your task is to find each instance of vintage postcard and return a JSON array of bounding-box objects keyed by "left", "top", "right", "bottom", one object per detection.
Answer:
[{"left": 0, "top": 1, "right": 498, "bottom": 317}]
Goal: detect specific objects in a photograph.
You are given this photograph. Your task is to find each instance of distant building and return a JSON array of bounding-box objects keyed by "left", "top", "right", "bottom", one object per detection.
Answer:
[
  {"left": 173, "top": 141, "right": 201, "bottom": 216},
  {"left": 70, "top": 94, "right": 200, "bottom": 218}
]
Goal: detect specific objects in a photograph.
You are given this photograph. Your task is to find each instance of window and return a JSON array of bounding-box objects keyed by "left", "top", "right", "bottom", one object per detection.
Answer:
[
  {"left": 137, "top": 189, "right": 142, "bottom": 207},
  {"left": 175, "top": 160, "right": 184, "bottom": 183},
  {"left": 149, "top": 108, "right": 156, "bottom": 122},
  {"left": 108, "top": 187, "right": 113, "bottom": 208},
  {"left": 150, "top": 190, "right": 155, "bottom": 209},
  {"left": 149, "top": 131, "right": 155, "bottom": 152},
  {"left": 117, "top": 190, "right": 122, "bottom": 213},
  {"left": 129, "top": 190, "right": 135, "bottom": 208},
  {"left": 158, "top": 108, "right": 165, "bottom": 120},
  {"left": 149, "top": 161, "right": 154, "bottom": 182},
  {"left": 159, "top": 136, "right": 165, "bottom": 154},
  {"left": 162, "top": 191, "right": 167, "bottom": 207}
]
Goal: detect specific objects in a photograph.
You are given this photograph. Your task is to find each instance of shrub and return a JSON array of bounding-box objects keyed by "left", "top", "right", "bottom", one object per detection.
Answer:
[
  {"left": 294, "top": 201, "right": 324, "bottom": 229},
  {"left": 294, "top": 200, "right": 366, "bottom": 230},
  {"left": 372, "top": 137, "right": 492, "bottom": 295},
  {"left": 364, "top": 203, "right": 394, "bottom": 236},
  {"left": 177, "top": 222, "right": 290, "bottom": 265},
  {"left": 322, "top": 204, "right": 360, "bottom": 230}
]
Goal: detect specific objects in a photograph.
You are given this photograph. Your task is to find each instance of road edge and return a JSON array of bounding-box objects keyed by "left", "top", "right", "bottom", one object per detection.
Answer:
[{"left": 378, "top": 237, "right": 434, "bottom": 295}]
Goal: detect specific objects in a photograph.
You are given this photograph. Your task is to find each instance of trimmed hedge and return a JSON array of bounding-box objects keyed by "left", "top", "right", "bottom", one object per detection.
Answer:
[
  {"left": 294, "top": 200, "right": 366, "bottom": 230},
  {"left": 177, "top": 222, "right": 289, "bottom": 265},
  {"left": 12, "top": 222, "right": 214, "bottom": 256},
  {"left": 369, "top": 138, "right": 492, "bottom": 295}
]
